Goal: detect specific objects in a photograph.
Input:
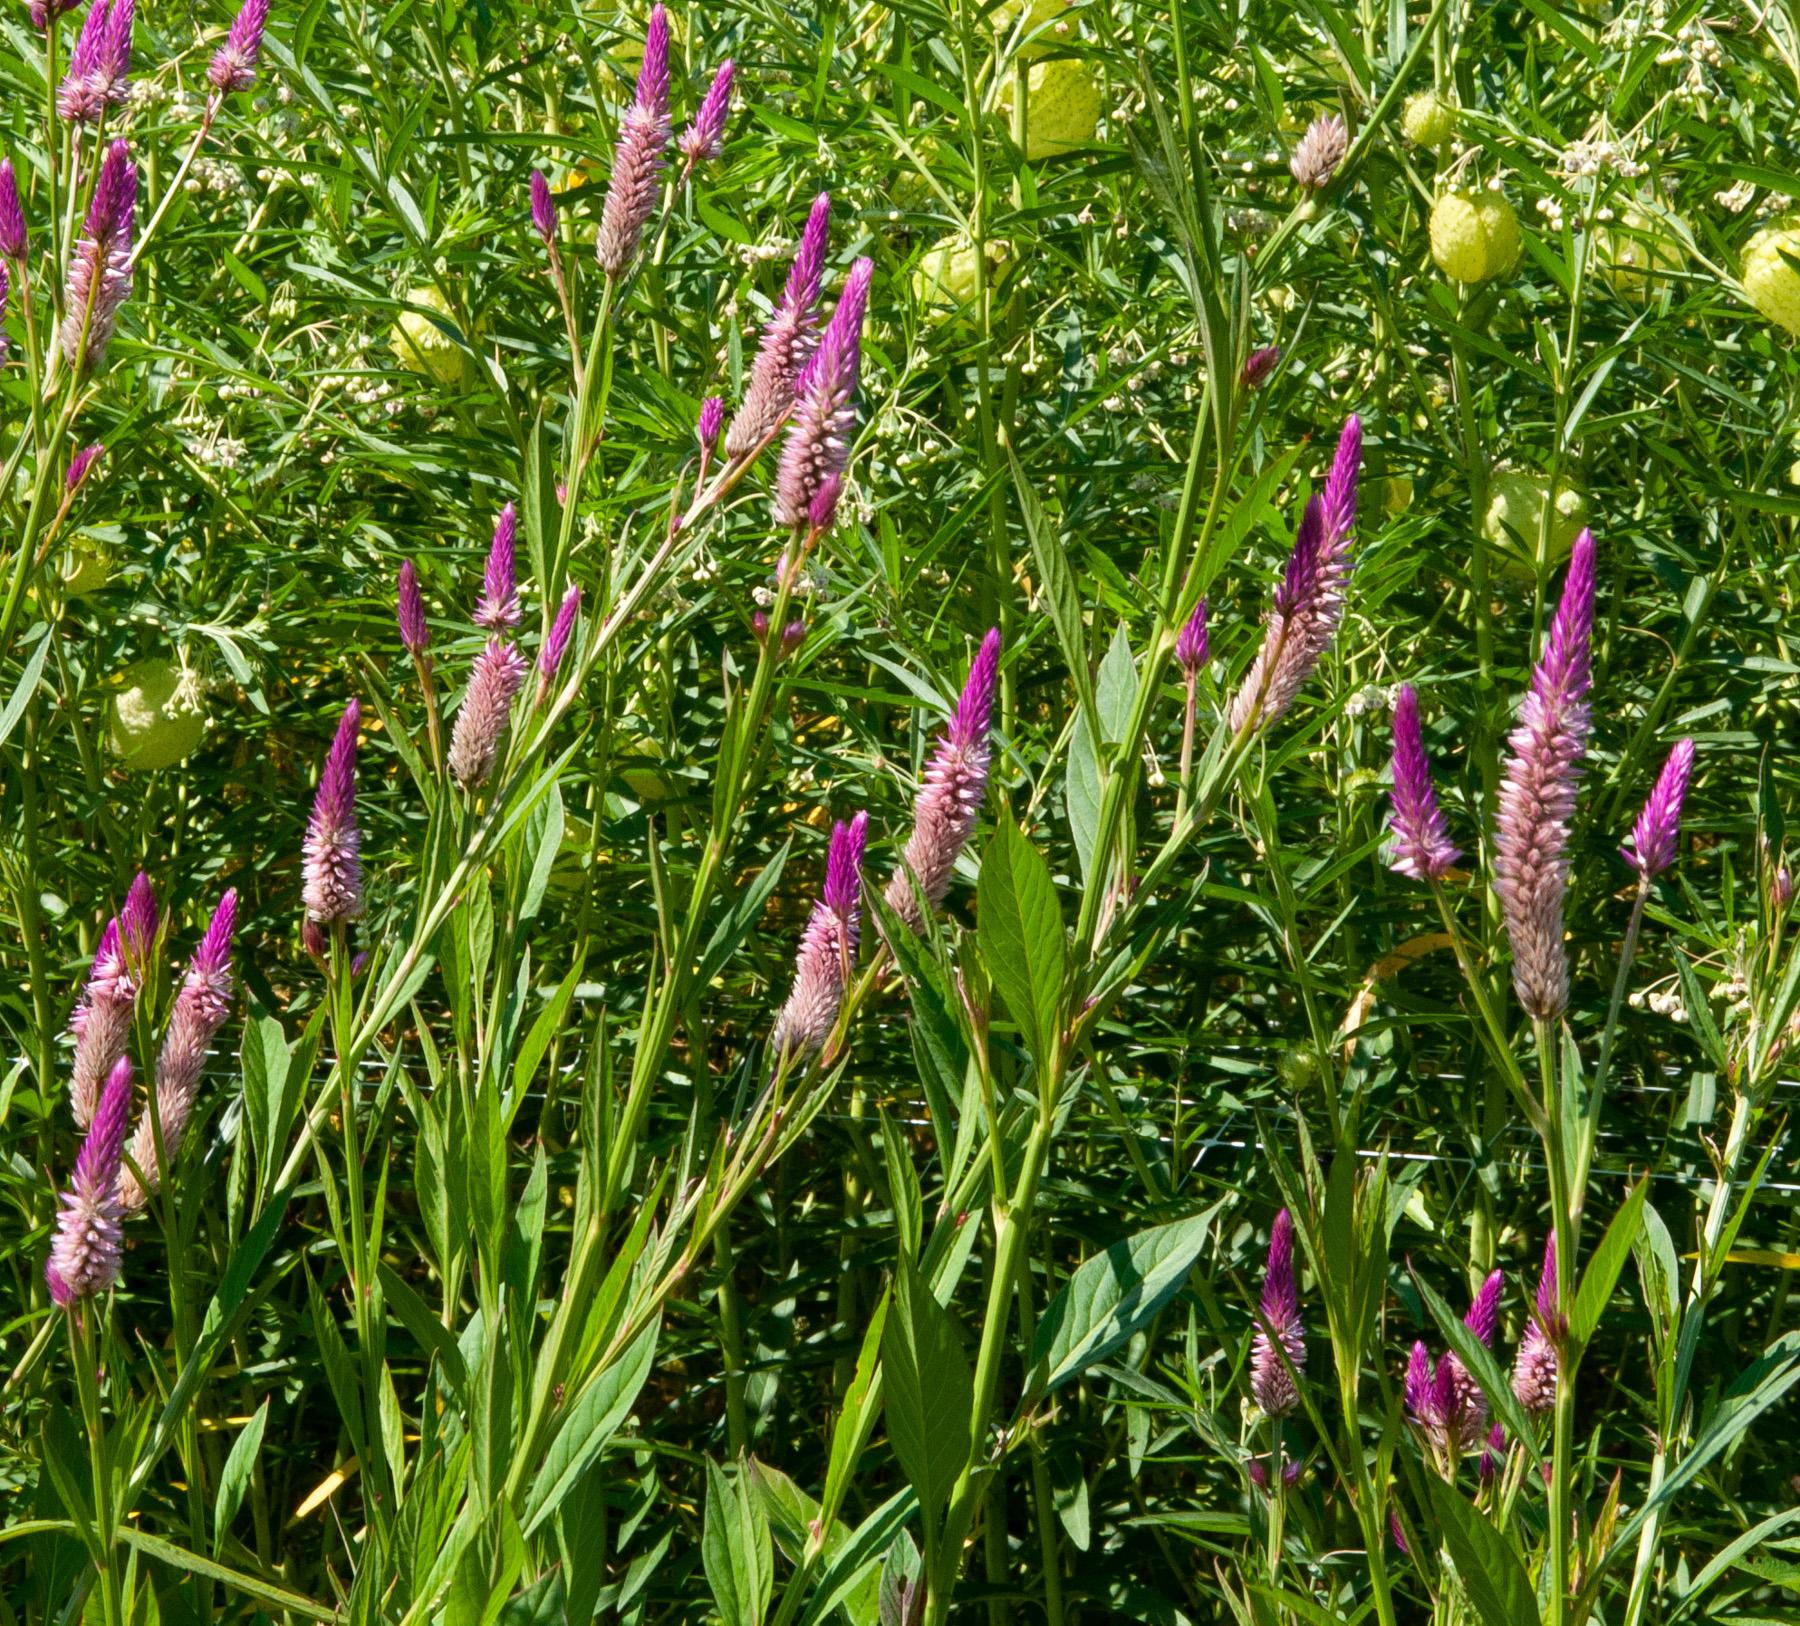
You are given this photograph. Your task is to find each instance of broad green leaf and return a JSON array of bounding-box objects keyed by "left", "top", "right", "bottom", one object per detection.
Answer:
[
  {"left": 976, "top": 820, "right": 1066, "bottom": 1068},
  {"left": 1031, "top": 1208, "right": 1220, "bottom": 1393},
  {"left": 800, "top": 1490, "right": 919, "bottom": 1626},
  {"left": 1096, "top": 623, "right": 1136, "bottom": 746},
  {"left": 212, "top": 1401, "right": 269, "bottom": 1556},
  {"left": 703, "top": 1458, "right": 774, "bottom": 1626},
  {"left": 1571, "top": 1177, "right": 1649, "bottom": 1352},
  {"left": 1426, "top": 1477, "right": 1541, "bottom": 1626},
  {"left": 882, "top": 1254, "right": 972, "bottom": 1532}
]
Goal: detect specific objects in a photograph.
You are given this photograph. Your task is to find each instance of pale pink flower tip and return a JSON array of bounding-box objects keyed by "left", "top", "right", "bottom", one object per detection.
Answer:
[
  {"left": 679, "top": 59, "right": 735, "bottom": 167},
  {"left": 207, "top": 0, "right": 270, "bottom": 95},
  {"left": 1513, "top": 1234, "right": 1563, "bottom": 1415},
  {"left": 773, "top": 257, "right": 873, "bottom": 531},
  {"left": 1621, "top": 737, "right": 1695, "bottom": 880},
  {"left": 59, "top": 137, "right": 135, "bottom": 371},
  {"left": 595, "top": 5, "right": 671, "bottom": 278}
]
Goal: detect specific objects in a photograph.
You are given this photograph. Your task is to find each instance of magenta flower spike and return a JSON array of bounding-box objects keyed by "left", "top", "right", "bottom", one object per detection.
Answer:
[
  {"left": 1621, "top": 737, "right": 1695, "bottom": 880},
  {"left": 536, "top": 585, "right": 580, "bottom": 705},
  {"left": 697, "top": 394, "right": 724, "bottom": 454},
  {"left": 449, "top": 639, "right": 528, "bottom": 789},
  {"left": 1406, "top": 1269, "right": 1505, "bottom": 1456},
  {"left": 1494, "top": 529, "right": 1597, "bottom": 1021},
  {"left": 69, "top": 919, "right": 135, "bottom": 1130},
  {"left": 771, "top": 811, "right": 869, "bottom": 1062},
  {"left": 595, "top": 3, "right": 671, "bottom": 278},
  {"left": 1240, "top": 345, "right": 1280, "bottom": 390},
  {"left": 679, "top": 59, "right": 735, "bottom": 169},
  {"left": 1250, "top": 1208, "right": 1306, "bottom": 1417},
  {"left": 773, "top": 256, "right": 873, "bottom": 531},
  {"left": 0, "top": 263, "right": 9, "bottom": 360},
  {"left": 67, "top": 443, "right": 104, "bottom": 491},
  {"left": 1513, "top": 1235, "right": 1562, "bottom": 1415},
  {"left": 207, "top": 0, "right": 270, "bottom": 94},
  {"left": 1228, "top": 415, "right": 1362, "bottom": 733},
  {"left": 398, "top": 558, "right": 429, "bottom": 655},
  {"left": 55, "top": 0, "right": 111, "bottom": 120},
  {"left": 119, "top": 869, "right": 157, "bottom": 962},
  {"left": 884, "top": 628, "right": 1001, "bottom": 933},
  {"left": 1387, "top": 684, "right": 1460, "bottom": 881},
  {"left": 725, "top": 192, "right": 831, "bottom": 459},
  {"left": 530, "top": 168, "right": 557, "bottom": 245},
  {"left": 120, "top": 890, "right": 237, "bottom": 1210},
  {"left": 474, "top": 504, "right": 521, "bottom": 630},
  {"left": 98, "top": 0, "right": 134, "bottom": 102},
  {"left": 60, "top": 138, "right": 135, "bottom": 372},
  {"left": 303, "top": 700, "right": 364, "bottom": 924},
  {"left": 47, "top": 1053, "right": 133, "bottom": 1305},
  {"left": 0, "top": 160, "right": 26, "bottom": 260},
  {"left": 1478, "top": 1422, "right": 1506, "bottom": 1483},
  {"left": 1175, "top": 597, "right": 1209, "bottom": 677}
]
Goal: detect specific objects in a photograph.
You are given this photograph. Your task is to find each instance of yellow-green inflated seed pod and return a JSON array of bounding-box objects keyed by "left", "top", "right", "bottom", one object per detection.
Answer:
[
  {"left": 1401, "top": 91, "right": 1457, "bottom": 148},
  {"left": 990, "top": 0, "right": 1075, "bottom": 58},
  {"left": 999, "top": 59, "right": 1102, "bottom": 159},
  {"left": 1594, "top": 205, "right": 1683, "bottom": 300},
  {"left": 108, "top": 658, "right": 208, "bottom": 771},
  {"left": 1430, "top": 188, "right": 1520, "bottom": 284},
  {"left": 912, "top": 235, "right": 1012, "bottom": 316},
  {"left": 1742, "top": 223, "right": 1800, "bottom": 334},
  {"left": 391, "top": 285, "right": 469, "bottom": 386},
  {"left": 1483, "top": 471, "right": 1588, "bottom": 572}
]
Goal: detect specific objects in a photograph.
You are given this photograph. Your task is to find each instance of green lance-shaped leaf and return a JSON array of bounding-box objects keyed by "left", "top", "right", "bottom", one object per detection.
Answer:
[
  {"left": 976, "top": 819, "right": 1067, "bottom": 1070},
  {"left": 704, "top": 1457, "right": 775, "bottom": 1626},
  {"left": 882, "top": 1253, "right": 973, "bottom": 1550},
  {"left": 1426, "top": 1476, "right": 1542, "bottom": 1626}
]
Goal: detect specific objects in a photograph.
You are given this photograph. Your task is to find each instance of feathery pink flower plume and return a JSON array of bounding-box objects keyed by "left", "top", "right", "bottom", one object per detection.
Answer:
[
  {"left": 207, "top": 0, "right": 270, "bottom": 94},
  {"left": 304, "top": 700, "right": 364, "bottom": 924},
  {"left": 537, "top": 586, "right": 580, "bottom": 705},
  {"left": 449, "top": 639, "right": 527, "bottom": 789},
  {"left": 1387, "top": 684, "right": 1460, "bottom": 880},
  {"left": 1228, "top": 415, "right": 1361, "bottom": 733},
  {"left": 885, "top": 629, "right": 1001, "bottom": 932},
  {"left": 679, "top": 60, "right": 735, "bottom": 169},
  {"left": 0, "top": 159, "right": 26, "bottom": 260},
  {"left": 60, "top": 138, "right": 135, "bottom": 371},
  {"left": 1512, "top": 1235, "right": 1561, "bottom": 1415},
  {"left": 1250, "top": 1209, "right": 1305, "bottom": 1417},
  {"left": 1621, "top": 737, "right": 1695, "bottom": 880},
  {"left": 56, "top": 0, "right": 113, "bottom": 121},
  {"left": 773, "top": 256, "right": 873, "bottom": 530},
  {"left": 1493, "top": 529, "right": 1597, "bottom": 1021},
  {"left": 474, "top": 504, "right": 521, "bottom": 629},
  {"left": 119, "top": 870, "right": 157, "bottom": 964},
  {"left": 46, "top": 1054, "right": 132, "bottom": 1306},
  {"left": 725, "top": 192, "right": 831, "bottom": 459},
  {"left": 69, "top": 919, "right": 135, "bottom": 1130},
  {"left": 1406, "top": 1270, "right": 1504, "bottom": 1454},
  {"left": 595, "top": 4, "right": 671, "bottom": 278},
  {"left": 771, "top": 812, "right": 868, "bottom": 1061},
  {"left": 120, "top": 890, "right": 237, "bottom": 1210}
]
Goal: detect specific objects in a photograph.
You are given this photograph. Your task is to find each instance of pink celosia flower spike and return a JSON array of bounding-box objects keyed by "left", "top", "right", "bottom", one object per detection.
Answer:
[
  {"left": 120, "top": 890, "right": 237, "bottom": 1210},
  {"left": 47, "top": 1054, "right": 133, "bottom": 1306},
  {"left": 1250, "top": 1209, "right": 1305, "bottom": 1417},
  {"left": 69, "top": 919, "right": 135, "bottom": 1130},
  {"left": 448, "top": 640, "right": 528, "bottom": 789},
  {"left": 60, "top": 138, "right": 135, "bottom": 372},
  {"left": 67, "top": 443, "right": 104, "bottom": 492},
  {"left": 1228, "top": 415, "right": 1361, "bottom": 733},
  {"left": 697, "top": 395, "right": 724, "bottom": 455},
  {"left": 536, "top": 586, "right": 580, "bottom": 706},
  {"left": 724, "top": 192, "right": 831, "bottom": 459},
  {"left": 0, "top": 159, "right": 27, "bottom": 261},
  {"left": 119, "top": 870, "right": 158, "bottom": 965},
  {"left": 595, "top": 3, "right": 671, "bottom": 278},
  {"left": 474, "top": 503, "right": 521, "bottom": 629},
  {"left": 207, "top": 0, "right": 270, "bottom": 95},
  {"left": 885, "top": 629, "right": 1001, "bottom": 932},
  {"left": 530, "top": 168, "right": 558, "bottom": 245},
  {"left": 1621, "top": 737, "right": 1695, "bottom": 881},
  {"left": 679, "top": 60, "right": 735, "bottom": 171},
  {"left": 1493, "top": 529, "right": 1597, "bottom": 1022},
  {"left": 1406, "top": 1268, "right": 1505, "bottom": 1456},
  {"left": 771, "top": 812, "right": 869, "bottom": 1062},
  {"left": 1513, "top": 1235, "right": 1562, "bottom": 1416},
  {"left": 55, "top": 0, "right": 111, "bottom": 121},
  {"left": 398, "top": 558, "right": 429, "bottom": 656},
  {"left": 303, "top": 700, "right": 364, "bottom": 924},
  {"left": 1175, "top": 598, "right": 1209, "bottom": 678},
  {"left": 1387, "top": 684, "right": 1460, "bottom": 881},
  {"left": 773, "top": 257, "right": 873, "bottom": 531}
]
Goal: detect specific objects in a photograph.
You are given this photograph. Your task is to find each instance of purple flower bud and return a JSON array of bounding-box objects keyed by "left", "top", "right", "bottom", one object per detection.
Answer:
[
  {"left": 1466, "top": 1268, "right": 1503, "bottom": 1346},
  {"left": 530, "top": 168, "right": 557, "bottom": 245},
  {"left": 679, "top": 59, "right": 735, "bottom": 168},
  {"left": 773, "top": 257, "right": 872, "bottom": 530},
  {"left": 1251, "top": 1208, "right": 1306, "bottom": 1417},
  {"left": 1175, "top": 597, "right": 1209, "bottom": 677},
  {"left": 752, "top": 610, "right": 770, "bottom": 644},
  {"left": 697, "top": 394, "right": 724, "bottom": 452},
  {"left": 474, "top": 504, "right": 521, "bottom": 629},
  {"left": 120, "top": 889, "right": 237, "bottom": 1210},
  {"left": 398, "top": 558, "right": 429, "bottom": 655},
  {"left": 536, "top": 585, "right": 580, "bottom": 705},
  {"left": 59, "top": 138, "right": 135, "bottom": 372},
  {"left": 30, "top": 0, "right": 83, "bottom": 27},
  {"left": 1478, "top": 1423, "right": 1506, "bottom": 1483},
  {"left": 1494, "top": 529, "right": 1597, "bottom": 1021},
  {"left": 780, "top": 619, "right": 806, "bottom": 655},
  {"left": 1621, "top": 737, "right": 1695, "bottom": 880},
  {"left": 120, "top": 870, "right": 157, "bottom": 964},
  {"left": 771, "top": 811, "right": 868, "bottom": 1061},
  {"left": 301, "top": 917, "right": 326, "bottom": 964},
  {"left": 724, "top": 192, "right": 830, "bottom": 459},
  {"left": 1228, "top": 415, "right": 1361, "bottom": 733},
  {"left": 1240, "top": 345, "right": 1280, "bottom": 389},
  {"left": 304, "top": 700, "right": 364, "bottom": 924},
  {"left": 1247, "top": 1458, "right": 1268, "bottom": 1489},
  {"left": 0, "top": 159, "right": 27, "bottom": 260},
  {"left": 1404, "top": 1340, "right": 1432, "bottom": 1418},
  {"left": 595, "top": 4, "right": 671, "bottom": 278},
  {"left": 207, "top": 0, "right": 269, "bottom": 94},
  {"left": 69, "top": 920, "right": 135, "bottom": 1130},
  {"left": 1775, "top": 866, "right": 1795, "bottom": 912},
  {"left": 885, "top": 629, "right": 1002, "bottom": 931},
  {"left": 1390, "top": 1514, "right": 1409, "bottom": 1556},
  {"left": 1513, "top": 1235, "right": 1562, "bottom": 1415},
  {"left": 1289, "top": 113, "right": 1347, "bottom": 190},
  {"left": 448, "top": 639, "right": 527, "bottom": 789},
  {"left": 67, "top": 442, "right": 104, "bottom": 491},
  {"left": 1387, "top": 684, "right": 1460, "bottom": 881},
  {"left": 47, "top": 1053, "right": 132, "bottom": 1305}
]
